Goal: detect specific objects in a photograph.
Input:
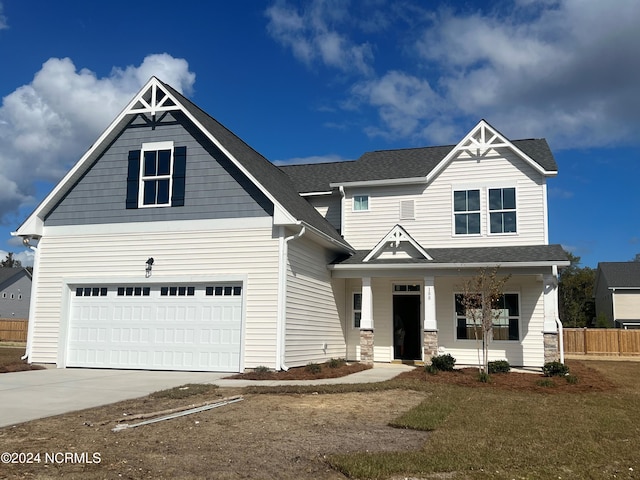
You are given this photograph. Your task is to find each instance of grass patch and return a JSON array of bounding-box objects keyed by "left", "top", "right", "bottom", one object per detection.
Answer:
[
  {"left": 329, "top": 361, "right": 640, "bottom": 479},
  {"left": 149, "top": 383, "right": 218, "bottom": 399},
  {"left": 389, "top": 389, "right": 458, "bottom": 431}
]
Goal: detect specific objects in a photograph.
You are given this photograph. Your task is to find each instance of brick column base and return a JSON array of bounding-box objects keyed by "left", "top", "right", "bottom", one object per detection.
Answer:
[
  {"left": 359, "top": 329, "right": 374, "bottom": 364},
  {"left": 543, "top": 332, "right": 560, "bottom": 363},
  {"left": 423, "top": 330, "right": 438, "bottom": 364}
]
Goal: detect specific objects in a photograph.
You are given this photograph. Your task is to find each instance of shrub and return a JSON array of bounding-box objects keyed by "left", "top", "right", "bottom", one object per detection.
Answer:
[
  {"left": 536, "top": 378, "right": 555, "bottom": 387},
  {"left": 430, "top": 354, "right": 456, "bottom": 372},
  {"left": 254, "top": 365, "right": 270, "bottom": 374},
  {"left": 305, "top": 362, "right": 322, "bottom": 374},
  {"left": 425, "top": 364, "right": 439, "bottom": 375},
  {"left": 327, "top": 358, "right": 346, "bottom": 369},
  {"left": 488, "top": 360, "right": 511, "bottom": 374},
  {"left": 477, "top": 372, "right": 491, "bottom": 383},
  {"left": 566, "top": 374, "right": 579, "bottom": 384},
  {"left": 542, "top": 361, "right": 569, "bottom": 377}
]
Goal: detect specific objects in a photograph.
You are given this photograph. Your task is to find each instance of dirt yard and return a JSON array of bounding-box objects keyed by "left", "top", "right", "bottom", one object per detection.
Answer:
[
  {"left": 0, "top": 358, "right": 619, "bottom": 479},
  {"left": 0, "top": 387, "right": 429, "bottom": 479}
]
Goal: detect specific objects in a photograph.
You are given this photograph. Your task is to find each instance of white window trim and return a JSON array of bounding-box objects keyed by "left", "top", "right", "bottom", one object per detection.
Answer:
[
  {"left": 352, "top": 291, "right": 362, "bottom": 329},
  {"left": 487, "top": 187, "right": 518, "bottom": 236},
  {"left": 352, "top": 194, "right": 370, "bottom": 212},
  {"left": 138, "top": 141, "right": 175, "bottom": 208},
  {"left": 453, "top": 291, "right": 521, "bottom": 343},
  {"left": 452, "top": 188, "right": 482, "bottom": 237}
]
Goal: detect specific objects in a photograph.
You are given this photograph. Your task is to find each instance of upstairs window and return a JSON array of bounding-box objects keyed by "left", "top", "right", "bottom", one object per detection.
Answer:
[
  {"left": 489, "top": 187, "right": 517, "bottom": 234},
  {"left": 142, "top": 145, "right": 172, "bottom": 206},
  {"left": 353, "top": 195, "right": 369, "bottom": 211},
  {"left": 126, "top": 142, "right": 186, "bottom": 209},
  {"left": 454, "top": 189, "right": 480, "bottom": 235}
]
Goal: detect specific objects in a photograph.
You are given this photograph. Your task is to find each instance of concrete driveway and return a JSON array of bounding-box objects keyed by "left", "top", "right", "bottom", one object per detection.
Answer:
[
  {"left": 0, "top": 368, "right": 228, "bottom": 428},
  {"left": 0, "top": 363, "right": 413, "bottom": 428}
]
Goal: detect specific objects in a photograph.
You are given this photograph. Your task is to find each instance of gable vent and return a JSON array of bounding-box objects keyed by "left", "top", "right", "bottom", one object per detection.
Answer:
[{"left": 400, "top": 199, "right": 415, "bottom": 220}]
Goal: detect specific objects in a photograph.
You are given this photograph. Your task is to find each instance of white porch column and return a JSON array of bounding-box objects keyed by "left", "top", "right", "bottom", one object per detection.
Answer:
[
  {"left": 360, "top": 277, "right": 373, "bottom": 330},
  {"left": 423, "top": 276, "right": 438, "bottom": 362},
  {"left": 543, "top": 273, "right": 562, "bottom": 363},
  {"left": 423, "top": 276, "right": 437, "bottom": 330},
  {"left": 359, "top": 277, "right": 374, "bottom": 363}
]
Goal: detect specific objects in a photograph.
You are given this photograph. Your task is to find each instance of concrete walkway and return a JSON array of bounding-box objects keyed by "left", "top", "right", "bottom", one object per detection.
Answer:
[{"left": 0, "top": 363, "right": 414, "bottom": 428}]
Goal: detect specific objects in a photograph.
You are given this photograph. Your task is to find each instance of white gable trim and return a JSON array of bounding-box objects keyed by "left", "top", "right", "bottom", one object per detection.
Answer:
[
  {"left": 426, "top": 120, "right": 556, "bottom": 184},
  {"left": 363, "top": 224, "right": 432, "bottom": 262},
  {"left": 15, "top": 77, "right": 304, "bottom": 237}
]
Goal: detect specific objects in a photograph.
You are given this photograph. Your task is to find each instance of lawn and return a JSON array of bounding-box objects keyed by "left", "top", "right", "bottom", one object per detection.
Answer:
[
  {"left": 0, "top": 355, "right": 638, "bottom": 479},
  {"left": 328, "top": 360, "right": 640, "bottom": 479}
]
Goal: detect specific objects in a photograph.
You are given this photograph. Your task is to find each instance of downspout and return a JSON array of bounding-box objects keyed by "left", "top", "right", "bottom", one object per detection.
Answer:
[
  {"left": 553, "top": 265, "right": 565, "bottom": 364},
  {"left": 21, "top": 238, "right": 40, "bottom": 361},
  {"left": 276, "top": 224, "right": 306, "bottom": 371},
  {"left": 338, "top": 186, "right": 345, "bottom": 235}
]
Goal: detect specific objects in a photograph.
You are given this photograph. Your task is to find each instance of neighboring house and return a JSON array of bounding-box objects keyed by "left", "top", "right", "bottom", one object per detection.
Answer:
[
  {"left": 14, "top": 77, "right": 568, "bottom": 372},
  {"left": 0, "top": 268, "right": 32, "bottom": 319},
  {"left": 595, "top": 262, "right": 640, "bottom": 329}
]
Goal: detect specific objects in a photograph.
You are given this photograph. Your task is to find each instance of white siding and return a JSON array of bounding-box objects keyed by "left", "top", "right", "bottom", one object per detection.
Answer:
[
  {"left": 29, "top": 218, "right": 280, "bottom": 369},
  {"left": 285, "top": 236, "right": 346, "bottom": 366},
  {"left": 342, "top": 151, "right": 547, "bottom": 250},
  {"left": 614, "top": 291, "right": 640, "bottom": 320}
]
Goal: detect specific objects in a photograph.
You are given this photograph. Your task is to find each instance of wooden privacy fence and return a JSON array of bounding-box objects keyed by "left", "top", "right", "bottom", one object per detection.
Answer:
[
  {"left": 0, "top": 319, "right": 28, "bottom": 342},
  {"left": 563, "top": 328, "right": 640, "bottom": 356}
]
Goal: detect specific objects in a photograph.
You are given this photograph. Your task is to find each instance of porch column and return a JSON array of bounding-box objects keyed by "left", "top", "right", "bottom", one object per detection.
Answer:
[
  {"left": 359, "top": 277, "right": 374, "bottom": 364},
  {"left": 423, "top": 276, "right": 438, "bottom": 363},
  {"left": 543, "top": 273, "right": 561, "bottom": 363}
]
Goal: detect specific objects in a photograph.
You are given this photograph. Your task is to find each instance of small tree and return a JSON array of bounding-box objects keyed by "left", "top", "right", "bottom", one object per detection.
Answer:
[
  {"left": 459, "top": 267, "right": 511, "bottom": 373},
  {"left": 1, "top": 252, "right": 22, "bottom": 268}
]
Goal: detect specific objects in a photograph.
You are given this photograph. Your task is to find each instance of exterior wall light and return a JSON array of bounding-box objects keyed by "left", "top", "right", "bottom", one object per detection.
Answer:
[{"left": 145, "top": 258, "right": 154, "bottom": 278}]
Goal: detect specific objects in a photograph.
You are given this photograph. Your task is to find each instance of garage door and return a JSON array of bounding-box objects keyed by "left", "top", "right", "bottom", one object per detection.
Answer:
[{"left": 67, "top": 283, "right": 243, "bottom": 372}]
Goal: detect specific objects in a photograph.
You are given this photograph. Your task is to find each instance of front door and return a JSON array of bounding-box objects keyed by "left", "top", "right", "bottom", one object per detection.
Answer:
[{"left": 393, "top": 294, "right": 421, "bottom": 361}]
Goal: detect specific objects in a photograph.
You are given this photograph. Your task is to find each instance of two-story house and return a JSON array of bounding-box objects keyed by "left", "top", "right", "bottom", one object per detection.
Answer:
[{"left": 14, "top": 77, "right": 568, "bottom": 372}]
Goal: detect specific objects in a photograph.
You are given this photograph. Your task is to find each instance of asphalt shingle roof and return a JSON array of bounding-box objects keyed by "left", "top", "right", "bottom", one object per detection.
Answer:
[
  {"left": 597, "top": 262, "right": 640, "bottom": 288},
  {"left": 281, "top": 140, "right": 557, "bottom": 194},
  {"left": 334, "top": 244, "right": 568, "bottom": 266},
  {"left": 161, "top": 81, "right": 352, "bottom": 251}
]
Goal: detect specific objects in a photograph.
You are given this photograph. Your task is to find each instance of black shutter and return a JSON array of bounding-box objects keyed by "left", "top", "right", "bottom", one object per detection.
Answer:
[
  {"left": 126, "top": 150, "right": 141, "bottom": 209},
  {"left": 171, "top": 146, "right": 187, "bottom": 207}
]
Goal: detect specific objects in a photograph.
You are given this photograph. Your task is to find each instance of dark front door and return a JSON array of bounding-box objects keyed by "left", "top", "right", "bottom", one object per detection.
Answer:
[{"left": 393, "top": 295, "right": 421, "bottom": 361}]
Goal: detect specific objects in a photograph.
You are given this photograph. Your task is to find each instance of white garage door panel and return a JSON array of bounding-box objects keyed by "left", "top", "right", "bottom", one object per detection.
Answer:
[{"left": 67, "top": 284, "right": 243, "bottom": 372}]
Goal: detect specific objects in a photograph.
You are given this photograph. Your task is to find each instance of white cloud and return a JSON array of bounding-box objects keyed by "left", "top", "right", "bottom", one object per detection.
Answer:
[
  {"left": 0, "top": 54, "right": 195, "bottom": 224},
  {"left": 265, "top": 0, "right": 374, "bottom": 75},
  {"left": 266, "top": 0, "right": 640, "bottom": 148},
  {"left": 0, "top": 2, "right": 7, "bottom": 30},
  {"left": 0, "top": 249, "right": 34, "bottom": 267}
]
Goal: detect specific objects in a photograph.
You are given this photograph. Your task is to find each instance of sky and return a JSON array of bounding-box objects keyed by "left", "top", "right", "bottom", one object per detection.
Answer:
[{"left": 0, "top": 0, "right": 638, "bottom": 268}]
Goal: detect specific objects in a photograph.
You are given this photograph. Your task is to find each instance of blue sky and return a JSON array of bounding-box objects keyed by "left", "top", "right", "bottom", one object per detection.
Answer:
[{"left": 0, "top": 0, "right": 638, "bottom": 268}]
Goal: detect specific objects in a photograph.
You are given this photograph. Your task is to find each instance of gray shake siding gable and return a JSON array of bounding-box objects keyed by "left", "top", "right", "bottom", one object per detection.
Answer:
[{"left": 45, "top": 112, "right": 273, "bottom": 226}]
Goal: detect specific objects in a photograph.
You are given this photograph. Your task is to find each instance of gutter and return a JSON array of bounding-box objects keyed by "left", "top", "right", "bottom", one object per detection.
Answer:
[
  {"left": 276, "top": 224, "right": 306, "bottom": 371},
  {"left": 19, "top": 237, "right": 40, "bottom": 361}
]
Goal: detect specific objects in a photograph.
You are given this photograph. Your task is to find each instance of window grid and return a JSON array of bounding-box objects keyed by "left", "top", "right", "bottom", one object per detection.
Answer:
[
  {"left": 453, "top": 189, "right": 481, "bottom": 235},
  {"left": 353, "top": 195, "right": 369, "bottom": 211},
  {"left": 455, "top": 293, "right": 520, "bottom": 341},
  {"left": 140, "top": 147, "right": 173, "bottom": 207},
  {"left": 489, "top": 187, "right": 517, "bottom": 234},
  {"left": 76, "top": 287, "right": 109, "bottom": 297}
]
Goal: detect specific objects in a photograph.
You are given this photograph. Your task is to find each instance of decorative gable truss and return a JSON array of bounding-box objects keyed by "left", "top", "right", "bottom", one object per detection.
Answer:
[
  {"left": 427, "top": 120, "right": 558, "bottom": 183},
  {"left": 364, "top": 225, "right": 432, "bottom": 262}
]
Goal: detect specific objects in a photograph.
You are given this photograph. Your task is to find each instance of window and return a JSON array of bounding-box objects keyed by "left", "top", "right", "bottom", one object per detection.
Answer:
[
  {"left": 489, "top": 187, "right": 517, "bottom": 234},
  {"left": 353, "top": 292, "right": 362, "bottom": 328},
  {"left": 117, "top": 286, "right": 150, "bottom": 296},
  {"left": 455, "top": 293, "right": 519, "bottom": 341},
  {"left": 454, "top": 190, "right": 480, "bottom": 235},
  {"left": 76, "top": 287, "right": 108, "bottom": 297},
  {"left": 205, "top": 285, "right": 242, "bottom": 296},
  {"left": 126, "top": 142, "right": 186, "bottom": 209},
  {"left": 353, "top": 195, "right": 369, "bottom": 211},
  {"left": 141, "top": 146, "right": 172, "bottom": 206}
]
